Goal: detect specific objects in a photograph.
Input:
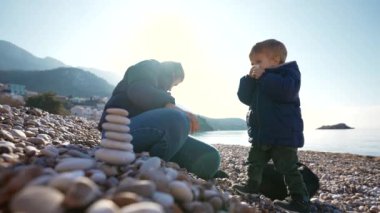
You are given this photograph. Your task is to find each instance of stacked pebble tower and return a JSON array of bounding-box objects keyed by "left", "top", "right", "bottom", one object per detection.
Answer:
[{"left": 95, "top": 108, "right": 136, "bottom": 165}]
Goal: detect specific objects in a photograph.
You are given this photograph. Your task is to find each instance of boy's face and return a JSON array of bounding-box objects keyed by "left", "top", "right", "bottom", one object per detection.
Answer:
[{"left": 250, "top": 51, "right": 280, "bottom": 69}]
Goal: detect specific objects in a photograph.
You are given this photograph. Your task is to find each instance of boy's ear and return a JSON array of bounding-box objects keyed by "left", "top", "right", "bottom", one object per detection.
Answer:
[{"left": 274, "top": 55, "right": 281, "bottom": 64}]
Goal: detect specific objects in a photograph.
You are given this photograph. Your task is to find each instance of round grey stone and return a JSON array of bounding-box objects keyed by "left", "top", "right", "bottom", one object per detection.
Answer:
[{"left": 11, "top": 186, "right": 64, "bottom": 213}]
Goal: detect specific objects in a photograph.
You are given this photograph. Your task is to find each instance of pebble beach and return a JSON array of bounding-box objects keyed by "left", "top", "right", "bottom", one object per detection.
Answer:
[
  {"left": 0, "top": 104, "right": 379, "bottom": 213},
  {"left": 215, "top": 145, "right": 380, "bottom": 212}
]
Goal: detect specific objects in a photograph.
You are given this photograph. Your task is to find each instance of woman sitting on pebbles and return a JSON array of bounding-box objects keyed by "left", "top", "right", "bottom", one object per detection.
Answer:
[{"left": 98, "top": 59, "right": 225, "bottom": 179}]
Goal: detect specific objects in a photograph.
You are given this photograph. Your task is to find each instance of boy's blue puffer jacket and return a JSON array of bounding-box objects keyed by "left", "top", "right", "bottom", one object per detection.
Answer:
[{"left": 237, "top": 61, "right": 304, "bottom": 148}]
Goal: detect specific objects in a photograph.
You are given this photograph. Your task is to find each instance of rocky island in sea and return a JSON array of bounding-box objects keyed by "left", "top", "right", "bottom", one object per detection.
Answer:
[
  {"left": 317, "top": 123, "right": 354, "bottom": 130},
  {"left": 0, "top": 104, "right": 379, "bottom": 212}
]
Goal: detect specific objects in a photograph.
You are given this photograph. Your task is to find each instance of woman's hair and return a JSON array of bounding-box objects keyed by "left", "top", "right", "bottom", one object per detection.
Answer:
[
  {"left": 157, "top": 61, "right": 184, "bottom": 91},
  {"left": 115, "top": 60, "right": 184, "bottom": 93},
  {"left": 160, "top": 61, "right": 185, "bottom": 82}
]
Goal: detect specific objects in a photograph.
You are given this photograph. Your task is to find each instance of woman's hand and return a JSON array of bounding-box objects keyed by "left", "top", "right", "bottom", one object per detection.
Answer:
[
  {"left": 186, "top": 112, "right": 200, "bottom": 134},
  {"left": 165, "top": 103, "right": 177, "bottom": 109}
]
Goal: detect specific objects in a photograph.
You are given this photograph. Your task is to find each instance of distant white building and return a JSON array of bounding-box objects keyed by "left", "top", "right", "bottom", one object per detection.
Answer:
[
  {"left": 70, "top": 97, "right": 87, "bottom": 104},
  {"left": 0, "top": 83, "right": 26, "bottom": 96},
  {"left": 96, "top": 103, "right": 105, "bottom": 110},
  {"left": 8, "top": 84, "right": 26, "bottom": 96},
  {"left": 25, "top": 91, "right": 39, "bottom": 98},
  {"left": 98, "top": 97, "right": 108, "bottom": 103},
  {"left": 71, "top": 105, "right": 102, "bottom": 121}
]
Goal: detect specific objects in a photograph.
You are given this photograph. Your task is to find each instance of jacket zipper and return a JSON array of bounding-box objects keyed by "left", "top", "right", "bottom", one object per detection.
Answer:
[{"left": 256, "top": 85, "right": 261, "bottom": 144}]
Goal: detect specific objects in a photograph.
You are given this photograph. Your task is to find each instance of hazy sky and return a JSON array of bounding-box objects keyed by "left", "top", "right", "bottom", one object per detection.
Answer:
[{"left": 1, "top": 0, "right": 379, "bottom": 128}]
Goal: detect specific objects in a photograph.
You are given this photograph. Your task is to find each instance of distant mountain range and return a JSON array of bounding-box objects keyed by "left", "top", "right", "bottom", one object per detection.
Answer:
[
  {"left": 0, "top": 68, "right": 114, "bottom": 97},
  {"left": 0, "top": 40, "right": 66, "bottom": 71},
  {"left": 0, "top": 40, "right": 122, "bottom": 85},
  {"left": 0, "top": 40, "right": 118, "bottom": 97},
  {"left": 78, "top": 67, "right": 122, "bottom": 86},
  {"left": 197, "top": 115, "right": 247, "bottom": 131}
]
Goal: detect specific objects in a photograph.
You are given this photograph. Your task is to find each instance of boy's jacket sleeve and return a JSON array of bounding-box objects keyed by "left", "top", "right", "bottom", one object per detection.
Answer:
[
  {"left": 127, "top": 80, "right": 175, "bottom": 111},
  {"left": 260, "top": 71, "right": 300, "bottom": 102},
  {"left": 237, "top": 75, "right": 257, "bottom": 106}
]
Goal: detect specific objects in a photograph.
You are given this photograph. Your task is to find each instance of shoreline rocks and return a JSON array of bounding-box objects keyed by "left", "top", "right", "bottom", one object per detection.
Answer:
[
  {"left": 11, "top": 186, "right": 64, "bottom": 213},
  {"left": 55, "top": 157, "right": 95, "bottom": 172},
  {"left": 169, "top": 181, "right": 194, "bottom": 203},
  {"left": 214, "top": 144, "right": 380, "bottom": 213},
  {"left": 1, "top": 104, "right": 379, "bottom": 212}
]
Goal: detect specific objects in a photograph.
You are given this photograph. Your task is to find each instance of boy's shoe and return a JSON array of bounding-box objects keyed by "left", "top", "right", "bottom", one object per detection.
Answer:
[
  {"left": 274, "top": 195, "right": 310, "bottom": 213},
  {"left": 213, "top": 170, "right": 229, "bottom": 178},
  {"left": 232, "top": 183, "right": 259, "bottom": 197}
]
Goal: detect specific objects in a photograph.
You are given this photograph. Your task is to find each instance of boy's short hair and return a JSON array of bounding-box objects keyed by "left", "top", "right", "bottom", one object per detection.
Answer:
[{"left": 250, "top": 39, "right": 287, "bottom": 64}]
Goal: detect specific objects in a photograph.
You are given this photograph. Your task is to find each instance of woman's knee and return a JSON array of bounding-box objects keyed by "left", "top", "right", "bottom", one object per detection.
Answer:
[
  {"left": 152, "top": 109, "right": 190, "bottom": 159},
  {"left": 161, "top": 109, "right": 190, "bottom": 134},
  {"left": 207, "top": 146, "right": 221, "bottom": 169},
  {"left": 193, "top": 146, "right": 221, "bottom": 179}
]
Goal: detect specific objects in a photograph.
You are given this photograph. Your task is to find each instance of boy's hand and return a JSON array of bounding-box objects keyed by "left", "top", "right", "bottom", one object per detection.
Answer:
[{"left": 249, "top": 65, "right": 265, "bottom": 79}]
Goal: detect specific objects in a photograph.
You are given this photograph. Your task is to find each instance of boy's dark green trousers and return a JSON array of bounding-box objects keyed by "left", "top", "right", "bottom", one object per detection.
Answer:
[{"left": 247, "top": 144, "right": 309, "bottom": 198}]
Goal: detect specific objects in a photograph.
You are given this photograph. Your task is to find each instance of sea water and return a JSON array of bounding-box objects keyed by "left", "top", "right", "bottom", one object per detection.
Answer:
[{"left": 192, "top": 129, "right": 380, "bottom": 157}]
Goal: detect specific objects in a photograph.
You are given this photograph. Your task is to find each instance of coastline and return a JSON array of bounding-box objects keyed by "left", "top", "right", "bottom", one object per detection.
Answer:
[{"left": 193, "top": 129, "right": 380, "bottom": 157}]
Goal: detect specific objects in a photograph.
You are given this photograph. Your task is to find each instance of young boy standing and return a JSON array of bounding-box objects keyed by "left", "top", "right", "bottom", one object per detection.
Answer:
[{"left": 234, "top": 39, "right": 310, "bottom": 212}]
